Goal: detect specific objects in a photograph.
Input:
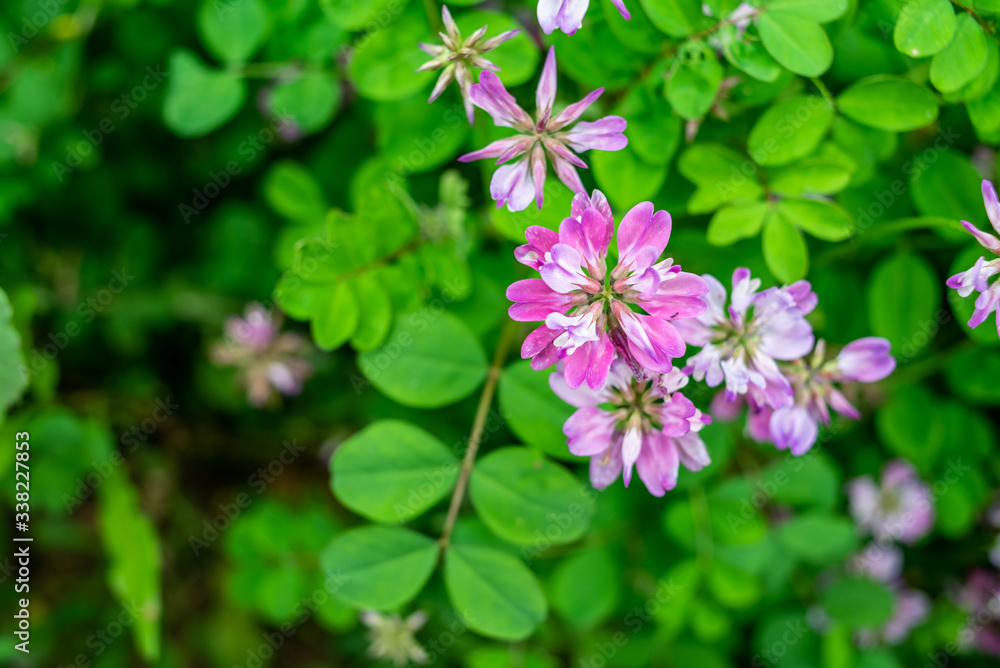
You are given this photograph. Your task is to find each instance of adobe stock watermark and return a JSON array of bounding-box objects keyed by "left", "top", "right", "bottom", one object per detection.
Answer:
[
  {"left": 62, "top": 397, "right": 179, "bottom": 512},
  {"left": 6, "top": 0, "right": 72, "bottom": 53},
  {"left": 56, "top": 599, "right": 154, "bottom": 668},
  {"left": 51, "top": 65, "right": 169, "bottom": 182},
  {"left": 188, "top": 439, "right": 306, "bottom": 555},
  {"left": 179, "top": 110, "right": 295, "bottom": 224},
  {"left": 17, "top": 268, "right": 135, "bottom": 382}
]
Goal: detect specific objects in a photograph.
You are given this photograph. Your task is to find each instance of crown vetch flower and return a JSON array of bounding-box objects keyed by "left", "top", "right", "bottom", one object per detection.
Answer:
[
  {"left": 459, "top": 47, "right": 627, "bottom": 212},
  {"left": 552, "top": 361, "right": 711, "bottom": 495},
  {"left": 210, "top": 303, "right": 313, "bottom": 407},
  {"left": 508, "top": 191, "right": 709, "bottom": 389},
  {"left": 417, "top": 6, "right": 520, "bottom": 125},
  {"left": 537, "top": 0, "right": 630, "bottom": 35},
  {"left": 946, "top": 180, "right": 1000, "bottom": 339},
  {"left": 674, "top": 268, "right": 816, "bottom": 410},
  {"left": 360, "top": 610, "right": 429, "bottom": 666},
  {"left": 847, "top": 459, "right": 934, "bottom": 545}
]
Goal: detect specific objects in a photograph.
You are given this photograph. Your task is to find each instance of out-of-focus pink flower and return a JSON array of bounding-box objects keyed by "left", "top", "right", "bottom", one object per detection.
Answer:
[
  {"left": 952, "top": 570, "right": 1000, "bottom": 657},
  {"left": 417, "top": 6, "right": 520, "bottom": 124},
  {"left": 947, "top": 180, "right": 1000, "bottom": 339},
  {"left": 551, "top": 361, "right": 711, "bottom": 495},
  {"left": 847, "top": 460, "right": 934, "bottom": 545},
  {"left": 508, "top": 190, "right": 708, "bottom": 389},
  {"left": 849, "top": 542, "right": 904, "bottom": 583},
  {"left": 459, "top": 47, "right": 627, "bottom": 211},
  {"left": 675, "top": 267, "right": 816, "bottom": 410},
  {"left": 537, "top": 0, "right": 630, "bottom": 35},
  {"left": 880, "top": 588, "right": 931, "bottom": 645},
  {"left": 211, "top": 303, "right": 313, "bottom": 408}
]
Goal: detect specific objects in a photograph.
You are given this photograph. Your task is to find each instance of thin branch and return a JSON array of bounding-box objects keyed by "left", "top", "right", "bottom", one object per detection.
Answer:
[{"left": 438, "top": 318, "right": 518, "bottom": 551}]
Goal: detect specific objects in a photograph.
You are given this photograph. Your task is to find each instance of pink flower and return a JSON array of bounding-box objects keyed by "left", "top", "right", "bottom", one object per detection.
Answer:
[
  {"left": 417, "top": 6, "right": 520, "bottom": 124},
  {"left": 854, "top": 587, "right": 930, "bottom": 646},
  {"left": 947, "top": 180, "right": 1000, "bottom": 339},
  {"left": 552, "top": 361, "right": 711, "bottom": 495},
  {"left": 952, "top": 570, "right": 1000, "bottom": 657},
  {"left": 508, "top": 191, "right": 709, "bottom": 389},
  {"left": 675, "top": 268, "right": 816, "bottom": 410},
  {"left": 459, "top": 47, "right": 627, "bottom": 211},
  {"left": 211, "top": 303, "right": 313, "bottom": 407},
  {"left": 537, "top": 0, "right": 630, "bottom": 35},
  {"left": 847, "top": 460, "right": 934, "bottom": 545}
]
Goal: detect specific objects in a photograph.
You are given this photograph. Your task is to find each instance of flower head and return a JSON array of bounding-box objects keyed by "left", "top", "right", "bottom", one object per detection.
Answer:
[
  {"left": 952, "top": 570, "right": 1000, "bottom": 657},
  {"left": 947, "top": 180, "right": 1000, "bottom": 339},
  {"left": 508, "top": 191, "right": 708, "bottom": 389},
  {"left": 537, "top": 0, "right": 630, "bottom": 35},
  {"left": 459, "top": 47, "right": 627, "bottom": 211},
  {"left": 210, "top": 303, "right": 313, "bottom": 408},
  {"left": 417, "top": 6, "right": 520, "bottom": 124},
  {"left": 675, "top": 268, "right": 816, "bottom": 410},
  {"left": 360, "top": 610, "right": 429, "bottom": 666},
  {"left": 847, "top": 459, "right": 934, "bottom": 545},
  {"left": 552, "top": 360, "right": 710, "bottom": 495}
]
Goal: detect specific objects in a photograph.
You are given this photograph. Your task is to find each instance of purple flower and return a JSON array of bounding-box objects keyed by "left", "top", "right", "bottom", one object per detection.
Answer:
[
  {"left": 878, "top": 588, "right": 931, "bottom": 645},
  {"left": 675, "top": 268, "right": 816, "bottom": 410},
  {"left": 947, "top": 180, "right": 1000, "bottom": 339},
  {"left": 508, "top": 191, "right": 709, "bottom": 389},
  {"left": 847, "top": 459, "right": 934, "bottom": 545},
  {"left": 417, "top": 6, "right": 520, "bottom": 125},
  {"left": 537, "top": 0, "right": 630, "bottom": 35},
  {"left": 849, "top": 542, "right": 903, "bottom": 583},
  {"left": 459, "top": 47, "right": 627, "bottom": 211},
  {"left": 552, "top": 360, "right": 711, "bottom": 495},
  {"left": 211, "top": 303, "right": 313, "bottom": 408},
  {"left": 952, "top": 570, "right": 1000, "bottom": 657}
]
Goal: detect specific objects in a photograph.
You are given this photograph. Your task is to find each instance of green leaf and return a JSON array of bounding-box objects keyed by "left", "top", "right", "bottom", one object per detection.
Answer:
[
  {"left": 263, "top": 160, "right": 327, "bottom": 223},
  {"left": 591, "top": 144, "right": 668, "bottom": 208},
  {"left": 268, "top": 73, "right": 341, "bottom": 135},
  {"left": 678, "top": 142, "right": 745, "bottom": 184},
  {"left": 911, "top": 152, "right": 988, "bottom": 230},
  {"left": 332, "top": 420, "right": 459, "bottom": 523},
  {"left": 498, "top": 360, "right": 578, "bottom": 461},
  {"left": 348, "top": 14, "right": 434, "bottom": 102},
  {"left": 763, "top": 0, "right": 848, "bottom": 22},
  {"left": 375, "top": 96, "right": 470, "bottom": 174},
  {"left": 666, "top": 53, "right": 723, "bottom": 120},
  {"left": 349, "top": 274, "right": 394, "bottom": 351},
  {"left": 968, "top": 80, "right": 1000, "bottom": 139},
  {"left": 617, "top": 86, "right": 682, "bottom": 166},
  {"left": 197, "top": 0, "right": 269, "bottom": 63},
  {"left": 444, "top": 543, "right": 547, "bottom": 641},
  {"left": 836, "top": 76, "right": 939, "bottom": 132},
  {"left": 776, "top": 198, "right": 854, "bottom": 241},
  {"left": 358, "top": 312, "right": 488, "bottom": 408},
  {"left": 774, "top": 513, "right": 857, "bottom": 564},
  {"left": 640, "top": 0, "right": 707, "bottom": 37},
  {"left": 748, "top": 95, "right": 833, "bottom": 167},
  {"left": 321, "top": 0, "right": 411, "bottom": 30},
  {"left": 0, "top": 288, "right": 27, "bottom": 419},
  {"left": 758, "top": 11, "right": 833, "bottom": 77},
  {"left": 321, "top": 526, "right": 438, "bottom": 610},
  {"left": 707, "top": 561, "right": 762, "bottom": 610},
  {"left": 944, "top": 348, "right": 1000, "bottom": 404},
  {"left": 822, "top": 578, "right": 895, "bottom": 628},
  {"left": 875, "top": 384, "right": 945, "bottom": 470},
  {"left": 454, "top": 12, "right": 538, "bottom": 86},
  {"left": 550, "top": 549, "right": 619, "bottom": 629},
  {"left": 930, "top": 14, "right": 988, "bottom": 93},
  {"left": 762, "top": 210, "right": 808, "bottom": 283},
  {"left": 769, "top": 157, "right": 852, "bottom": 195},
  {"left": 722, "top": 28, "right": 783, "bottom": 82},
  {"left": 893, "top": 0, "right": 957, "bottom": 58},
  {"left": 945, "top": 35, "right": 999, "bottom": 103},
  {"left": 162, "top": 50, "right": 246, "bottom": 137},
  {"left": 763, "top": 452, "right": 839, "bottom": 509},
  {"left": 312, "top": 282, "right": 360, "bottom": 350},
  {"left": 707, "top": 201, "right": 770, "bottom": 245},
  {"left": 470, "top": 447, "right": 594, "bottom": 545},
  {"left": 866, "top": 252, "right": 940, "bottom": 354},
  {"left": 97, "top": 462, "right": 162, "bottom": 662}
]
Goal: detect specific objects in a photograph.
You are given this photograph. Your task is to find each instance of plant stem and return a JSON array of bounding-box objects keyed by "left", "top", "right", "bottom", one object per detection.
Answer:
[
  {"left": 689, "top": 485, "right": 714, "bottom": 574},
  {"left": 423, "top": 0, "right": 442, "bottom": 32},
  {"left": 438, "top": 318, "right": 518, "bottom": 551},
  {"left": 810, "top": 76, "right": 836, "bottom": 110}
]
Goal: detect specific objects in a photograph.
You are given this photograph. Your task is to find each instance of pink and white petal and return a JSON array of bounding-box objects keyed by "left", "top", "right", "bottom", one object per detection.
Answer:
[
  {"left": 984, "top": 180, "right": 1000, "bottom": 236},
  {"left": 589, "top": 444, "right": 623, "bottom": 490},
  {"left": 620, "top": 425, "right": 643, "bottom": 487},
  {"left": 635, "top": 431, "right": 679, "bottom": 496},
  {"left": 564, "top": 116, "right": 629, "bottom": 152},
  {"left": 522, "top": 323, "right": 560, "bottom": 358},
  {"left": 491, "top": 158, "right": 535, "bottom": 211},
  {"left": 836, "top": 337, "right": 896, "bottom": 382},
  {"left": 565, "top": 406, "right": 617, "bottom": 456},
  {"left": 539, "top": 243, "right": 590, "bottom": 293},
  {"left": 961, "top": 220, "right": 1000, "bottom": 253},
  {"left": 550, "top": 89, "right": 605, "bottom": 130},
  {"left": 551, "top": 153, "right": 587, "bottom": 194},
  {"left": 470, "top": 71, "right": 531, "bottom": 129},
  {"left": 550, "top": 368, "right": 605, "bottom": 407},
  {"left": 828, "top": 388, "right": 861, "bottom": 420},
  {"left": 585, "top": 333, "right": 614, "bottom": 390},
  {"left": 536, "top": 46, "right": 558, "bottom": 117},
  {"left": 675, "top": 431, "right": 710, "bottom": 472},
  {"left": 530, "top": 144, "right": 547, "bottom": 209},
  {"left": 607, "top": 0, "right": 631, "bottom": 19},
  {"left": 771, "top": 406, "right": 819, "bottom": 456},
  {"left": 459, "top": 136, "right": 528, "bottom": 163}
]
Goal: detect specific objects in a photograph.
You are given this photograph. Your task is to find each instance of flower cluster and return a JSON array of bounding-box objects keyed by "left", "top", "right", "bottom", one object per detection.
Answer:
[
  {"left": 683, "top": 268, "right": 895, "bottom": 456},
  {"left": 459, "top": 48, "right": 628, "bottom": 211},
  {"left": 947, "top": 179, "right": 1000, "bottom": 340},
  {"left": 417, "top": 6, "right": 520, "bottom": 125},
  {"left": 553, "top": 362, "right": 710, "bottom": 496},
  {"left": 508, "top": 190, "right": 708, "bottom": 389},
  {"left": 360, "top": 610, "right": 429, "bottom": 666},
  {"left": 210, "top": 303, "right": 313, "bottom": 408}
]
